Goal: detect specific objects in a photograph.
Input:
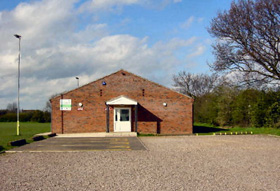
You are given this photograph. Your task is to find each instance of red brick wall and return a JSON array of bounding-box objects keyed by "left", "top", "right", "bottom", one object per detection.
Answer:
[{"left": 51, "top": 70, "right": 193, "bottom": 134}]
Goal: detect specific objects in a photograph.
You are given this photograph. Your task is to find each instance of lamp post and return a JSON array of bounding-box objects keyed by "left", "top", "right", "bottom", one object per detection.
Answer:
[
  {"left": 75, "top": 77, "right": 79, "bottom": 87},
  {"left": 14, "top": 34, "right": 21, "bottom": 136}
]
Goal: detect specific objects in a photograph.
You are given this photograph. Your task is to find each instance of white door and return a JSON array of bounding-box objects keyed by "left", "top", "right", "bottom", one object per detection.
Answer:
[{"left": 114, "top": 108, "right": 131, "bottom": 132}]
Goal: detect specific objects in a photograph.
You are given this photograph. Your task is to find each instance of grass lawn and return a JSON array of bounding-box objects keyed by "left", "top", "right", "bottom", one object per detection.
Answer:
[
  {"left": 194, "top": 122, "right": 280, "bottom": 136},
  {"left": 0, "top": 122, "right": 51, "bottom": 151}
]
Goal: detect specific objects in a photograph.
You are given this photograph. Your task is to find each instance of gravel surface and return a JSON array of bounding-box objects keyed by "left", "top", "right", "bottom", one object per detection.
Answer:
[{"left": 0, "top": 135, "right": 279, "bottom": 191}]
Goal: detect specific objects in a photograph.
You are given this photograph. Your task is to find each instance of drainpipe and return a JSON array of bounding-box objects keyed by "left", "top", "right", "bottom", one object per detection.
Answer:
[
  {"left": 106, "top": 104, "right": 109, "bottom": 133},
  {"left": 135, "top": 104, "right": 138, "bottom": 132},
  {"left": 61, "top": 94, "right": 64, "bottom": 134}
]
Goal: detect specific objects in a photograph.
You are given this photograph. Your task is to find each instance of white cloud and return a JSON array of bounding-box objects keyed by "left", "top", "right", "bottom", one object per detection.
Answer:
[
  {"left": 180, "top": 16, "right": 194, "bottom": 29},
  {"left": 180, "top": 16, "right": 204, "bottom": 29},
  {"left": 0, "top": 0, "right": 198, "bottom": 109},
  {"left": 78, "top": 0, "right": 140, "bottom": 12},
  {"left": 78, "top": 0, "right": 183, "bottom": 12},
  {"left": 187, "top": 44, "right": 206, "bottom": 58},
  {"left": 72, "top": 23, "right": 109, "bottom": 43},
  {"left": 204, "top": 38, "right": 212, "bottom": 45}
]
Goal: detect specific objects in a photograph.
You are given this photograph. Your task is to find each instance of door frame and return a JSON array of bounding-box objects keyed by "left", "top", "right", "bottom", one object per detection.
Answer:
[{"left": 113, "top": 107, "right": 132, "bottom": 132}]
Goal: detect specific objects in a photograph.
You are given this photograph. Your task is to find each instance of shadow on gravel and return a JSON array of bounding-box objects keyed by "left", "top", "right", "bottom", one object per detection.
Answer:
[{"left": 193, "top": 125, "right": 228, "bottom": 133}]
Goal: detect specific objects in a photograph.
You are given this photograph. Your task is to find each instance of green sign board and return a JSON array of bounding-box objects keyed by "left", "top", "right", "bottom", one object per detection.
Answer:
[{"left": 60, "top": 99, "right": 72, "bottom": 111}]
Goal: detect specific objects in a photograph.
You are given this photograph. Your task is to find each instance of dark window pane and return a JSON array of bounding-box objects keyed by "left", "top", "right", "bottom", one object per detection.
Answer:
[{"left": 120, "top": 109, "right": 129, "bottom": 121}]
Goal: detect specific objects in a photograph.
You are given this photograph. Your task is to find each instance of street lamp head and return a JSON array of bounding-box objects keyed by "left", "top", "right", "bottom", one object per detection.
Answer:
[{"left": 14, "top": 34, "right": 21, "bottom": 39}]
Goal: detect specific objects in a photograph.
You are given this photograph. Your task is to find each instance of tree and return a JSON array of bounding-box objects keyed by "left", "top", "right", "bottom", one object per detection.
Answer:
[
  {"left": 173, "top": 72, "right": 219, "bottom": 98},
  {"left": 208, "top": 0, "right": 280, "bottom": 85},
  {"left": 231, "top": 89, "right": 260, "bottom": 126},
  {"left": 214, "top": 85, "right": 239, "bottom": 126},
  {"left": 31, "top": 110, "right": 45, "bottom": 123},
  {"left": 265, "top": 101, "right": 280, "bottom": 128},
  {"left": 194, "top": 93, "right": 218, "bottom": 124},
  {"left": 44, "top": 100, "right": 52, "bottom": 113},
  {"left": 6, "top": 102, "right": 17, "bottom": 112},
  {"left": 44, "top": 93, "right": 59, "bottom": 113}
]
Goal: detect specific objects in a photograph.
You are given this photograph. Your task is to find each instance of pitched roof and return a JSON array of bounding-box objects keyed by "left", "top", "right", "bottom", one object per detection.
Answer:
[{"left": 51, "top": 69, "right": 193, "bottom": 100}]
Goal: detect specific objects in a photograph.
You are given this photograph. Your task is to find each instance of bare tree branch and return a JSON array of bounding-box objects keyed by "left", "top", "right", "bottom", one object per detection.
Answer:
[
  {"left": 208, "top": 0, "right": 280, "bottom": 85},
  {"left": 173, "top": 72, "right": 219, "bottom": 98}
]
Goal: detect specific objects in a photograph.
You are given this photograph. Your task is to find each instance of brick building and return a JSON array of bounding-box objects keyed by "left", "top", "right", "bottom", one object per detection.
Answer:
[{"left": 50, "top": 70, "right": 193, "bottom": 134}]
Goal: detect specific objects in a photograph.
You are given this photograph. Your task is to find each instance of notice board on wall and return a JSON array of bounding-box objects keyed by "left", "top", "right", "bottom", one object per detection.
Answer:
[{"left": 60, "top": 99, "right": 71, "bottom": 111}]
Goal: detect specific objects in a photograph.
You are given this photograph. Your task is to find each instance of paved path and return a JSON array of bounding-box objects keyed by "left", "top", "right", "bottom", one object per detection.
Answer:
[{"left": 7, "top": 137, "right": 146, "bottom": 152}]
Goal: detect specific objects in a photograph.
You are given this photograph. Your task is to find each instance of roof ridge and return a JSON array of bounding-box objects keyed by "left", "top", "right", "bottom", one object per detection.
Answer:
[{"left": 51, "top": 69, "right": 193, "bottom": 101}]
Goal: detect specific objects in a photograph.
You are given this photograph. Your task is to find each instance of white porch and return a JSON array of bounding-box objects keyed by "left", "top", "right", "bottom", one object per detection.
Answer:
[{"left": 106, "top": 95, "right": 138, "bottom": 133}]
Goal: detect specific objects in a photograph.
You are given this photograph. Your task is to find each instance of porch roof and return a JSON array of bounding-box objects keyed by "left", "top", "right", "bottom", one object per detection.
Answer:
[{"left": 106, "top": 95, "right": 137, "bottom": 105}]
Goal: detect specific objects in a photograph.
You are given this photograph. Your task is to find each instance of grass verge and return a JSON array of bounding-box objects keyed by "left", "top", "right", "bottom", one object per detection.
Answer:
[
  {"left": 0, "top": 122, "right": 51, "bottom": 151},
  {"left": 194, "top": 122, "right": 280, "bottom": 136},
  {"left": 138, "top": 133, "right": 157, "bottom": 136}
]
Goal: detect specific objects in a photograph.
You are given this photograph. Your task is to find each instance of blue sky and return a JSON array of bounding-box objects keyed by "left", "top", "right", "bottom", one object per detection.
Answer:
[{"left": 0, "top": 0, "right": 233, "bottom": 109}]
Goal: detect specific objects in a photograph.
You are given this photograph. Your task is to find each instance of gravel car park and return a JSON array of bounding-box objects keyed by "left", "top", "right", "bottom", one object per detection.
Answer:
[{"left": 0, "top": 135, "right": 279, "bottom": 191}]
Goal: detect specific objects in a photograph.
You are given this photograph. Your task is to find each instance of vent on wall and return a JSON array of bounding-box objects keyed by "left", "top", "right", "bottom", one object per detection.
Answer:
[
  {"left": 142, "top": 89, "right": 145, "bottom": 96},
  {"left": 100, "top": 89, "right": 102, "bottom": 96}
]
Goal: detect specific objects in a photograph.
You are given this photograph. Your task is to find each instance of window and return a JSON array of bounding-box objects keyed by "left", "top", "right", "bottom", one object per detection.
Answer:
[{"left": 120, "top": 109, "right": 129, "bottom": 121}]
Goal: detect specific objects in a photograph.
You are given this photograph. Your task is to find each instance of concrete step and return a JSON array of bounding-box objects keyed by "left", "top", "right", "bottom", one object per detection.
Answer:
[
  {"left": 56, "top": 132, "right": 137, "bottom": 138},
  {"left": 35, "top": 132, "right": 52, "bottom": 136}
]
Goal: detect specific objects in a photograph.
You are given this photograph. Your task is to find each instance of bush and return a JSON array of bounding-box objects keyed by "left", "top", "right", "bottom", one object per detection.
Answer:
[
  {"left": 43, "top": 111, "right": 51, "bottom": 122},
  {"left": 265, "top": 102, "right": 280, "bottom": 128},
  {"left": 0, "top": 110, "right": 51, "bottom": 123},
  {"left": 194, "top": 87, "right": 280, "bottom": 128},
  {"left": 20, "top": 112, "right": 33, "bottom": 122},
  {"left": 0, "top": 113, "right": 17, "bottom": 122},
  {"left": 31, "top": 110, "right": 45, "bottom": 123}
]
